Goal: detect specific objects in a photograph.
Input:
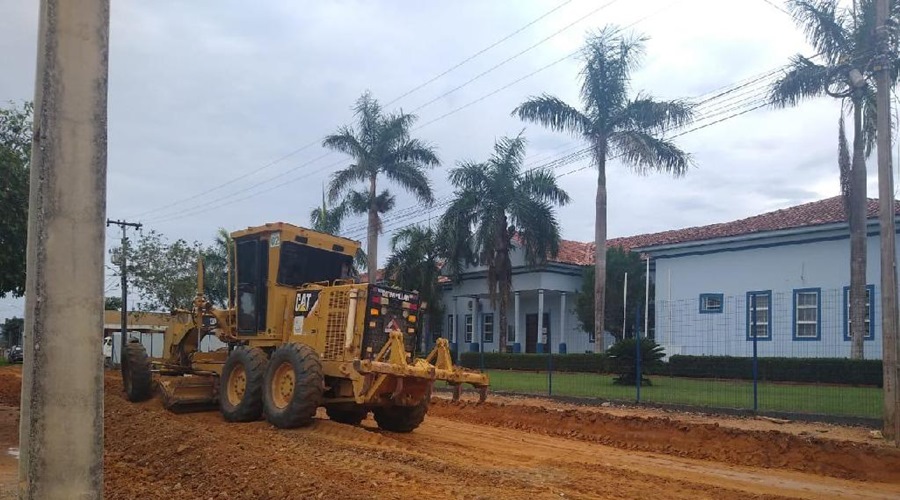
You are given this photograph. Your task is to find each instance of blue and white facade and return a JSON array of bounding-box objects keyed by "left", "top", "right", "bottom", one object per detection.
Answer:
[
  {"left": 437, "top": 245, "right": 602, "bottom": 354},
  {"left": 639, "top": 217, "right": 900, "bottom": 360}
]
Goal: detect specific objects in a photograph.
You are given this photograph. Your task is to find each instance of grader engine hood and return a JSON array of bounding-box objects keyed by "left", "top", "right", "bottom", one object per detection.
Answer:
[{"left": 362, "top": 285, "right": 420, "bottom": 359}]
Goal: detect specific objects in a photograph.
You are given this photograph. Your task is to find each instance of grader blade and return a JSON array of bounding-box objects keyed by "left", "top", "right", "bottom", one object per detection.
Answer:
[{"left": 157, "top": 375, "right": 218, "bottom": 413}]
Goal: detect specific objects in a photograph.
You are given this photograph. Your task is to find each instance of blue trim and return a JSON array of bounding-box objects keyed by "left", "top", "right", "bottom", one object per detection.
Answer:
[
  {"left": 512, "top": 343, "right": 521, "bottom": 353},
  {"left": 558, "top": 342, "right": 567, "bottom": 354},
  {"left": 746, "top": 290, "right": 773, "bottom": 341},
  {"left": 791, "top": 287, "right": 821, "bottom": 341},
  {"left": 650, "top": 229, "right": 900, "bottom": 260},
  {"left": 699, "top": 293, "right": 724, "bottom": 314},
  {"left": 843, "top": 284, "right": 876, "bottom": 341},
  {"left": 468, "top": 342, "right": 480, "bottom": 352},
  {"left": 464, "top": 314, "right": 473, "bottom": 344}
]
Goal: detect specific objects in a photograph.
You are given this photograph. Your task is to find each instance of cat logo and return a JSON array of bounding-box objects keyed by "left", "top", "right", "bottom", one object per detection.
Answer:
[{"left": 295, "top": 291, "right": 319, "bottom": 317}]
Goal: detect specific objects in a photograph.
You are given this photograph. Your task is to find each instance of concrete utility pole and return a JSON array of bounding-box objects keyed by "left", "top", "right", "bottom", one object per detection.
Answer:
[
  {"left": 875, "top": 0, "right": 900, "bottom": 443},
  {"left": 107, "top": 219, "right": 142, "bottom": 369},
  {"left": 19, "top": 0, "right": 110, "bottom": 498}
]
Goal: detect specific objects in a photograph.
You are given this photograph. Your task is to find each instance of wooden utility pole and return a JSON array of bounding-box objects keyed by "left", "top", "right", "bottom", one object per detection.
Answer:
[
  {"left": 875, "top": 0, "right": 900, "bottom": 442},
  {"left": 19, "top": 0, "right": 110, "bottom": 497}
]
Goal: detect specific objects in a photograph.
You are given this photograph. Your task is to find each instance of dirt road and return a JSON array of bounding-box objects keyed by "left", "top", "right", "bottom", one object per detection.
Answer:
[{"left": 1, "top": 365, "right": 899, "bottom": 499}]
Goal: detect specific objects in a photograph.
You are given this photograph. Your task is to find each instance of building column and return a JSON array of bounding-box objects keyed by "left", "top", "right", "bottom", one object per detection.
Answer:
[
  {"left": 559, "top": 292, "right": 567, "bottom": 354},
  {"left": 471, "top": 297, "right": 480, "bottom": 353},
  {"left": 537, "top": 289, "right": 545, "bottom": 353},
  {"left": 452, "top": 297, "right": 458, "bottom": 359},
  {"left": 19, "top": 1, "right": 109, "bottom": 498},
  {"left": 513, "top": 291, "right": 521, "bottom": 353}
]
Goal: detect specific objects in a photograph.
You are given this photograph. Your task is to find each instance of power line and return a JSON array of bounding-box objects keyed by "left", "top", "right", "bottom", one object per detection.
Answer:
[
  {"left": 385, "top": 0, "right": 575, "bottom": 106},
  {"left": 129, "top": 0, "right": 576, "bottom": 221},
  {"left": 408, "top": 0, "right": 622, "bottom": 114},
  {"left": 759, "top": 0, "right": 792, "bottom": 16},
  {"left": 142, "top": 2, "right": 680, "bottom": 226}
]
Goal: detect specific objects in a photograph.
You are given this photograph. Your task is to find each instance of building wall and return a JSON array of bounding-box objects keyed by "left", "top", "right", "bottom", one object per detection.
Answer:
[
  {"left": 438, "top": 263, "right": 591, "bottom": 354},
  {"left": 652, "top": 230, "right": 900, "bottom": 359}
]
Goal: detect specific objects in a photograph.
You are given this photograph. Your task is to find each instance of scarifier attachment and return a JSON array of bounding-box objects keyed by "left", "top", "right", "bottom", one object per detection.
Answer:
[
  {"left": 423, "top": 338, "right": 489, "bottom": 403},
  {"left": 157, "top": 374, "right": 218, "bottom": 413}
]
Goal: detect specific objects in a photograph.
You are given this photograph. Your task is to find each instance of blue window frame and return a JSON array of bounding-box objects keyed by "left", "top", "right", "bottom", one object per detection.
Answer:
[
  {"left": 699, "top": 293, "right": 724, "bottom": 314},
  {"left": 464, "top": 315, "right": 473, "bottom": 343},
  {"left": 843, "top": 285, "right": 875, "bottom": 341},
  {"left": 746, "top": 290, "right": 772, "bottom": 340},
  {"left": 447, "top": 315, "right": 455, "bottom": 343},
  {"left": 792, "top": 288, "right": 821, "bottom": 341}
]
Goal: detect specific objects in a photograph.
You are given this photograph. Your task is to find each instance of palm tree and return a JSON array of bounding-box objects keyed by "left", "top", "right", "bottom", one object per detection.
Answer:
[
  {"left": 513, "top": 27, "right": 693, "bottom": 349},
  {"left": 768, "top": 0, "right": 897, "bottom": 359},
  {"left": 441, "top": 134, "right": 570, "bottom": 353},
  {"left": 324, "top": 92, "right": 440, "bottom": 284},
  {"left": 203, "top": 228, "right": 234, "bottom": 308},
  {"left": 309, "top": 186, "right": 348, "bottom": 235},
  {"left": 308, "top": 187, "right": 367, "bottom": 272},
  {"left": 383, "top": 225, "right": 445, "bottom": 343}
]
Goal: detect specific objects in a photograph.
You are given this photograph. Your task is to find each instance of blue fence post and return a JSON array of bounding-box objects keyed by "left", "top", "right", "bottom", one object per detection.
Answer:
[
  {"left": 548, "top": 351, "right": 553, "bottom": 396},
  {"left": 751, "top": 297, "right": 759, "bottom": 412}
]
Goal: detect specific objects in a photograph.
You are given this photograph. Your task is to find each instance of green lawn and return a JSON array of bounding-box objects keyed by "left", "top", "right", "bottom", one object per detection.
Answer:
[{"left": 479, "top": 370, "right": 882, "bottom": 419}]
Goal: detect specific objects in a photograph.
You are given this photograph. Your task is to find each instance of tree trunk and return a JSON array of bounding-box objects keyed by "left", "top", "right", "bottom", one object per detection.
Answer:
[
  {"left": 849, "top": 98, "right": 868, "bottom": 360},
  {"left": 594, "top": 141, "right": 608, "bottom": 351},
  {"left": 496, "top": 222, "right": 511, "bottom": 353},
  {"left": 367, "top": 174, "right": 378, "bottom": 285}
]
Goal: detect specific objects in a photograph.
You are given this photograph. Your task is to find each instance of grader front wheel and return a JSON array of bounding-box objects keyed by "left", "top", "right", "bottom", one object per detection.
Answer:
[
  {"left": 219, "top": 346, "right": 268, "bottom": 422},
  {"left": 325, "top": 404, "right": 368, "bottom": 425},
  {"left": 263, "top": 343, "right": 324, "bottom": 429},
  {"left": 373, "top": 398, "right": 428, "bottom": 433}
]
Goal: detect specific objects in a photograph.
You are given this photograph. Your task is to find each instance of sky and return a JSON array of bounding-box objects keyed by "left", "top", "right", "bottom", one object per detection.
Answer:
[{"left": 1, "top": 0, "right": 893, "bottom": 320}]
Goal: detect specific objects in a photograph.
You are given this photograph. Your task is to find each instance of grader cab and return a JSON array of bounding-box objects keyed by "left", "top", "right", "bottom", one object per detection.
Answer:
[{"left": 121, "top": 222, "right": 487, "bottom": 431}]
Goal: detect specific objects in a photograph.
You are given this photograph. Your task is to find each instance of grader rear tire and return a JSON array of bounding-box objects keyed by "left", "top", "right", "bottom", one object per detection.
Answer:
[
  {"left": 373, "top": 398, "right": 428, "bottom": 433},
  {"left": 263, "top": 343, "right": 323, "bottom": 429},
  {"left": 219, "top": 346, "right": 268, "bottom": 422},
  {"left": 325, "top": 404, "right": 368, "bottom": 425},
  {"left": 123, "top": 341, "right": 152, "bottom": 402}
]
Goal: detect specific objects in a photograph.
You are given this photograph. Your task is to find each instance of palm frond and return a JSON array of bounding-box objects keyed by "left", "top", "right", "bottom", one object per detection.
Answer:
[
  {"left": 383, "top": 161, "right": 434, "bottom": 204},
  {"left": 860, "top": 85, "right": 877, "bottom": 158},
  {"left": 322, "top": 126, "right": 365, "bottom": 159},
  {"left": 609, "top": 129, "right": 693, "bottom": 176},
  {"left": 517, "top": 168, "right": 571, "bottom": 206},
  {"left": 512, "top": 94, "right": 591, "bottom": 136},
  {"left": 343, "top": 190, "right": 370, "bottom": 215},
  {"left": 509, "top": 197, "right": 562, "bottom": 265},
  {"left": 787, "top": 0, "right": 852, "bottom": 64},
  {"left": 838, "top": 113, "right": 851, "bottom": 214},
  {"left": 448, "top": 161, "right": 489, "bottom": 192},
  {"left": 327, "top": 166, "right": 368, "bottom": 201},
  {"left": 373, "top": 189, "right": 396, "bottom": 214},
  {"left": 615, "top": 95, "right": 694, "bottom": 133},
  {"left": 769, "top": 55, "right": 830, "bottom": 108},
  {"left": 579, "top": 27, "right": 646, "bottom": 123}
]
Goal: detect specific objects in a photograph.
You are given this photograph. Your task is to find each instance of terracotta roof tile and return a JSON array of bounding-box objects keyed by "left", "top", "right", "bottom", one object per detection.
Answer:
[{"left": 608, "top": 196, "right": 900, "bottom": 252}]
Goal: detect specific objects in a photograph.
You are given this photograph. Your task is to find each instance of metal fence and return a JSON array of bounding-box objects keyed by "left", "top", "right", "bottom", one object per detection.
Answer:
[{"left": 462, "top": 288, "right": 884, "bottom": 423}]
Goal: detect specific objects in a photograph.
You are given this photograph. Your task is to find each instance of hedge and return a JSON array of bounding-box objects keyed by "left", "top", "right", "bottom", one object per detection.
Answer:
[
  {"left": 459, "top": 352, "right": 613, "bottom": 373},
  {"left": 456, "top": 353, "right": 883, "bottom": 386},
  {"left": 666, "top": 355, "right": 883, "bottom": 387}
]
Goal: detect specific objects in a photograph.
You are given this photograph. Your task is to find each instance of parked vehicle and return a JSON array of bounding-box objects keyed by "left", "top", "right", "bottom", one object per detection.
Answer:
[{"left": 8, "top": 345, "right": 23, "bottom": 364}]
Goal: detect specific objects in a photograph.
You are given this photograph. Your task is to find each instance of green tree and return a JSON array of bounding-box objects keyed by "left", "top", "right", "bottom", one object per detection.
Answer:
[
  {"left": 1, "top": 317, "right": 24, "bottom": 347},
  {"left": 203, "top": 228, "right": 234, "bottom": 308},
  {"left": 324, "top": 92, "right": 440, "bottom": 284},
  {"left": 104, "top": 296, "right": 123, "bottom": 311},
  {"left": 514, "top": 27, "right": 693, "bottom": 350},
  {"left": 769, "top": 0, "right": 899, "bottom": 359},
  {"left": 308, "top": 187, "right": 367, "bottom": 272},
  {"left": 110, "top": 230, "right": 203, "bottom": 312},
  {"left": 440, "top": 134, "right": 570, "bottom": 352},
  {"left": 575, "top": 247, "right": 651, "bottom": 343},
  {"left": 383, "top": 225, "right": 445, "bottom": 337},
  {"left": 0, "top": 101, "right": 33, "bottom": 298}
]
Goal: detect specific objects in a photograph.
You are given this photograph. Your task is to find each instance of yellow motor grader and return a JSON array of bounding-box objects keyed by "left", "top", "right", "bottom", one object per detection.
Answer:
[{"left": 121, "top": 222, "right": 488, "bottom": 431}]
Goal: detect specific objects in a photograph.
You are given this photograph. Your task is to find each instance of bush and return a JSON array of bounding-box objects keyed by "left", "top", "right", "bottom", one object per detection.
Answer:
[
  {"left": 665, "top": 355, "right": 883, "bottom": 386},
  {"left": 607, "top": 338, "right": 664, "bottom": 386},
  {"left": 458, "top": 352, "right": 612, "bottom": 373}
]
